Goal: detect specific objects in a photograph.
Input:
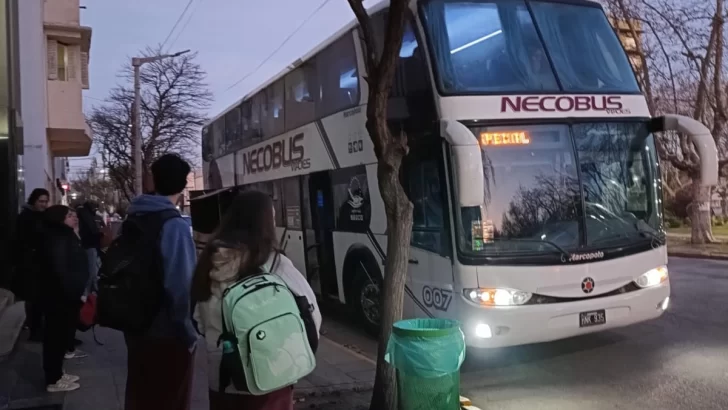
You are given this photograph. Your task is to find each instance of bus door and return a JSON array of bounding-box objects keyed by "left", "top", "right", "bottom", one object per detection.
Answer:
[{"left": 307, "top": 171, "right": 339, "bottom": 298}]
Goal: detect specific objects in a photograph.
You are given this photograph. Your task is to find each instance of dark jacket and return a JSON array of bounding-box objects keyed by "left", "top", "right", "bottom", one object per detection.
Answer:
[
  {"left": 11, "top": 205, "right": 46, "bottom": 299},
  {"left": 77, "top": 204, "right": 102, "bottom": 250},
  {"left": 43, "top": 223, "right": 89, "bottom": 303}
]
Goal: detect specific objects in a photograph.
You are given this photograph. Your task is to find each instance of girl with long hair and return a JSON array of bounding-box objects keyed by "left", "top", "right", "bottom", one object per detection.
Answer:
[
  {"left": 41, "top": 205, "right": 89, "bottom": 392},
  {"left": 193, "top": 190, "right": 321, "bottom": 410}
]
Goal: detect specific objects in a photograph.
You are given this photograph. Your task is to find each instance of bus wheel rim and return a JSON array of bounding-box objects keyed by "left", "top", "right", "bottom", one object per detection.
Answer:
[{"left": 360, "top": 283, "right": 380, "bottom": 325}]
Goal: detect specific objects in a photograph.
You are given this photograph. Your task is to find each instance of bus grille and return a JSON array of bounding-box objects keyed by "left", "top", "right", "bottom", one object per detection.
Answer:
[{"left": 524, "top": 282, "right": 641, "bottom": 305}]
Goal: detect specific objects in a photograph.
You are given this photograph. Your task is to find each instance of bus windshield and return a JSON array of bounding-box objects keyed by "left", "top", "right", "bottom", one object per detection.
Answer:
[
  {"left": 459, "top": 122, "right": 662, "bottom": 258},
  {"left": 420, "top": 0, "right": 640, "bottom": 94}
]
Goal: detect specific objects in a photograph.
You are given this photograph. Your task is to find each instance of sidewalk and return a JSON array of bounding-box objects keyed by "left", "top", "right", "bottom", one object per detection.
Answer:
[{"left": 1, "top": 326, "right": 375, "bottom": 410}]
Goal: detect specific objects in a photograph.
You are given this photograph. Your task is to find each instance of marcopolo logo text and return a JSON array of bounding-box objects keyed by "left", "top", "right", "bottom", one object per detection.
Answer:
[
  {"left": 241, "top": 133, "right": 310, "bottom": 175},
  {"left": 568, "top": 251, "right": 605, "bottom": 262},
  {"left": 500, "top": 96, "right": 631, "bottom": 115}
]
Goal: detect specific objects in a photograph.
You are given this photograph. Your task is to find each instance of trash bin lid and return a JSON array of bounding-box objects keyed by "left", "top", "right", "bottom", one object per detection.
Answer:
[{"left": 392, "top": 318, "right": 461, "bottom": 338}]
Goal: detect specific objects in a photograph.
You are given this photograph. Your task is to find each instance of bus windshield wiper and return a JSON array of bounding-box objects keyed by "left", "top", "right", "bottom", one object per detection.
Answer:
[
  {"left": 487, "top": 238, "right": 570, "bottom": 259},
  {"left": 634, "top": 222, "right": 665, "bottom": 243}
]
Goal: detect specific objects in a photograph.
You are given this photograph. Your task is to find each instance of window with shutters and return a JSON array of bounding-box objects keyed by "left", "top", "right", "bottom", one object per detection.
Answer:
[
  {"left": 81, "top": 52, "right": 89, "bottom": 89},
  {"left": 57, "top": 43, "right": 69, "bottom": 81},
  {"left": 47, "top": 39, "right": 58, "bottom": 80}
]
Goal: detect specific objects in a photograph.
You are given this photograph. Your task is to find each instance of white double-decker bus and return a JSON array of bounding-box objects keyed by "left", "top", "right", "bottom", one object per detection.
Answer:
[{"left": 192, "top": 0, "right": 718, "bottom": 348}]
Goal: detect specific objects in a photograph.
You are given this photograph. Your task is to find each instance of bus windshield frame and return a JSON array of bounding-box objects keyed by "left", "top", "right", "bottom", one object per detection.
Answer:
[
  {"left": 454, "top": 120, "right": 665, "bottom": 264},
  {"left": 419, "top": 0, "right": 640, "bottom": 95}
]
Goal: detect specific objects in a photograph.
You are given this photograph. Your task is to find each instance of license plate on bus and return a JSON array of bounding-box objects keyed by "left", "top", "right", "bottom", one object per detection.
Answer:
[{"left": 579, "top": 309, "right": 606, "bottom": 327}]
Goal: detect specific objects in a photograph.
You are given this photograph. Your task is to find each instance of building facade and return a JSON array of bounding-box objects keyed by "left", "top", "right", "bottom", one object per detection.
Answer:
[
  {"left": 610, "top": 17, "right": 644, "bottom": 74},
  {"left": 18, "top": 0, "right": 91, "bottom": 205},
  {"left": 0, "top": 0, "right": 23, "bottom": 279}
]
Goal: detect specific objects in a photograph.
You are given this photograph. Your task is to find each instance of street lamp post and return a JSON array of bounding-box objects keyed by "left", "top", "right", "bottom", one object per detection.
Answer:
[{"left": 131, "top": 49, "right": 190, "bottom": 196}]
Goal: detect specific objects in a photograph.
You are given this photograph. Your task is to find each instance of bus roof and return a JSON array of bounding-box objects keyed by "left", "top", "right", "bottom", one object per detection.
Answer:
[{"left": 207, "top": 0, "right": 604, "bottom": 126}]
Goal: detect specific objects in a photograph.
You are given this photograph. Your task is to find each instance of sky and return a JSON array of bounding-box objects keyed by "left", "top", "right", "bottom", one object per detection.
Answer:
[{"left": 74, "top": 0, "right": 375, "bottom": 172}]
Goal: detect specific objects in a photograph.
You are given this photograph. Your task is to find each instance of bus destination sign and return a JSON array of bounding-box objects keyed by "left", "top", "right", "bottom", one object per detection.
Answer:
[{"left": 480, "top": 131, "right": 530, "bottom": 146}]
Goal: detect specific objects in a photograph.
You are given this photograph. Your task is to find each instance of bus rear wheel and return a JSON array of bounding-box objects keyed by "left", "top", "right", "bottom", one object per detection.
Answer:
[{"left": 352, "top": 262, "right": 381, "bottom": 335}]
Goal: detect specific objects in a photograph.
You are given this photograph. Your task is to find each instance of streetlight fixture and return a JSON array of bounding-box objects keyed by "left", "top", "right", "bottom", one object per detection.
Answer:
[{"left": 131, "top": 49, "right": 190, "bottom": 196}]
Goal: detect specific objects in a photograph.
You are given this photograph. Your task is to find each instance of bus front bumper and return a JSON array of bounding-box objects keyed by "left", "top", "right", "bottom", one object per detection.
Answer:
[{"left": 460, "top": 283, "right": 670, "bottom": 349}]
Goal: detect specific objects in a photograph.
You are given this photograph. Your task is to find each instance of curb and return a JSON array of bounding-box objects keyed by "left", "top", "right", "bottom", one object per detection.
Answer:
[
  {"left": 668, "top": 252, "right": 728, "bottom": 261},
  {"left": 295, "top": 381, "right": 373, "bottom": 399}
]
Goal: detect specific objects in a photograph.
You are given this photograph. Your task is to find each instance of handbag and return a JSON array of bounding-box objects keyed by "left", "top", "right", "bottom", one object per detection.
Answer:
[
  {"left": 78, "top": 293, "right": 104, "bottom": 345},
  {"left": 79, "top": 292, "right": 97, "bottom": 330}
]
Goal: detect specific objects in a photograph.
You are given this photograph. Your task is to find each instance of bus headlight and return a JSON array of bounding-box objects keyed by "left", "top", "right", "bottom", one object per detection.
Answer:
[
  {"left": 464, "top": 288, "right": 532, "bottom": 306},
  {"left": 635, "top": 266, "right": 669, "bottom": 288}
]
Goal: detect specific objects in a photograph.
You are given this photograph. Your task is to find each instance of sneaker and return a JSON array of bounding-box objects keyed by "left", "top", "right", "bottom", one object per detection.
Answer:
[
  {"left": 64, "top": 350, "right": 88, "bottom": 359},
  {"left": 61, "top": 373, "right": 80, "bottom": 383},
  {"left": 47, "top": 380, "right": 80, "bottom": 392},
  {"left": 74, "top": 338, "right": 83, "bottom": 347}
]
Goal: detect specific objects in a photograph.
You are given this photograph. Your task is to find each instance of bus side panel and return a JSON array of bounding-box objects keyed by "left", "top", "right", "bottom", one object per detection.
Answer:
[
  {"left": 281, "top": 229, "right": 307, "bottom": 281},
  {"left": 332, "top": 230, "right": 439, "bottom": 320},
  {"left": 319, "top": 106, "right": 376, "bottom": 168}
]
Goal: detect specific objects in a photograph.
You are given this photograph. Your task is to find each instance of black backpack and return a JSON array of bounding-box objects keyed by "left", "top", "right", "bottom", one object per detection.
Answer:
[{"left": 96, "top": 209, "right": 180, "bottom": 334}]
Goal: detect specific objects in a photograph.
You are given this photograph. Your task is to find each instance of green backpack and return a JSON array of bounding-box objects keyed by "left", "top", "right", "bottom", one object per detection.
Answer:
[{"left": 218, "top": 260, "right": 316, "bottom": 395}]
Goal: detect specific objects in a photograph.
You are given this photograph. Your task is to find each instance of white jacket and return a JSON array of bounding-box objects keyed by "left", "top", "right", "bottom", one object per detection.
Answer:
[{"left": 193, "top": 248, "right": 322, "bottom": 393}]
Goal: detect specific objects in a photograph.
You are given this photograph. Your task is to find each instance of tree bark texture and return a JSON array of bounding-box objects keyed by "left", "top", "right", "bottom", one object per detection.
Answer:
[
  {"left": 347, "top": 1, "right": 412, "bottom": 409},
  {"left": 691, "top": 180, "right": 716, "bottom": 244}
]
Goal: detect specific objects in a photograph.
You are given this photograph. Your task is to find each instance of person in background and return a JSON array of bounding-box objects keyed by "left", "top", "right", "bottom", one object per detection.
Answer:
[
  {"left": 67, "top": 200, "right": 104, "bottom": 357},
  {"left": 124, "top": 154, "right": 198, "bottom": 410},
  {"left": 13, "top": 188, "right": 50, "bottom": 342},
  {"left": 41, "top": 205, "right": 89, "bottom": 392},
  {"left": 192, "top": 190, "right": 321, "bottom": 410}
]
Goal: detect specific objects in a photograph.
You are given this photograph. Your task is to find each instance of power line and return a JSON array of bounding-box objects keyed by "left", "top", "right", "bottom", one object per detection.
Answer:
[
  {"left": 160, "top": 0, "right": 195, "bottom": 51},
  {"left": 224, "top": 0, "right": 333, "bottom": 93},
  {"left": 168, "top": 0, "right": 203, "bottom": 51}
]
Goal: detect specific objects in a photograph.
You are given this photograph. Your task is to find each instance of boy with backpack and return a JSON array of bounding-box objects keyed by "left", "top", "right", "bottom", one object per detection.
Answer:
[{"left": 96, "top": 154, "right": 197, "bottom": 410}]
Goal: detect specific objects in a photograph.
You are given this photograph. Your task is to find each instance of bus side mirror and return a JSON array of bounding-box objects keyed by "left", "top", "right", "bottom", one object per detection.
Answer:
[
  {"left": 441, "top": 120, "right": 484, "bottom": 207},
  {"left": 650, "top": 115, "right": 718, "bottom": 186}
]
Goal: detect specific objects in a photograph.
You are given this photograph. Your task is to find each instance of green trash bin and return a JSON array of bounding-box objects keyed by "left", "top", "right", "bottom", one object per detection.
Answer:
[{"left": 385, "top": 318, "right": 466, "bottom": 410}]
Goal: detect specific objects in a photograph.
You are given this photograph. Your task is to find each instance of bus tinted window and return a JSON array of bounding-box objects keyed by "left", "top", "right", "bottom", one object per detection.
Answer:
[
  {"left": 240, "top": 101, "right": 254, "bottom": 147},
  {"left": 281, "top": 177, "right": 302, "bottom": 229},
  {"left": 462, "top": 125, "right": 581, "bottom": 255},
  {"left": 252, "top": 92, "right": 265, "bottom": 142},
  {"left": 224, "top": 107, "right": 241, "bottom": 150},
  {"left": 317, "top": 33, "right": 359, "bottom": 117},
  {"left": 211, "top": 118, "right": 225, "bottom": 158},
  {"left": 530, "top": 2, "right": 639, "bottom": 92},
  {"left": 421, "top": 1, "right": 639, "bottom": 94},
  {"left": 265, "top": 80, "right": 285, "bottom": 138},
  {"left": 422, "top": 0, "right": 558, "bottom": 93},
  {"left": 286, "top": 60, "right": 319, "bottom": 130}
]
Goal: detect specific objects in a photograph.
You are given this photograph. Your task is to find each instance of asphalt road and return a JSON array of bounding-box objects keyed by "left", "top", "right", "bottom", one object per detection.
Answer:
[{"left": 321, "top": 257, "right": 728, "bottom": 410}]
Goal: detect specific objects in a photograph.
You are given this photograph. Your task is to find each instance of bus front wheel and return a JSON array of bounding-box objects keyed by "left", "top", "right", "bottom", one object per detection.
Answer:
[{"left": 352, "top": 261, "right": 381, "bottom": 335}]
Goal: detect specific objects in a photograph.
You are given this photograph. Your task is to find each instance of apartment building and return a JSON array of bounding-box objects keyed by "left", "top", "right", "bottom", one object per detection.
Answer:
[
  {"left": 19, "top": 0, "right": 91, "bottom": 205},
  {"left": 610, "top": 17, "right": 644, "bottom": 73}
]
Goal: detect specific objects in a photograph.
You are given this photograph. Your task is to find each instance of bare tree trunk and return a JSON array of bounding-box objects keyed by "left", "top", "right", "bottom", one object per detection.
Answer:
[
  {"left": 370, "top": 155, "right": 413, "bottom": 410},
  {"left": 691, "top": 179, "right": 716, "bottom": 244},
  {"left": 347, "top": 1, "right": 411, "bottom": 409}
]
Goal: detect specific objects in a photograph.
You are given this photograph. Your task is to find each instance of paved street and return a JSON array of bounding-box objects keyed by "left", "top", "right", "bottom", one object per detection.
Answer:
[{"left": 324, "top": 257, "right": 728, "bottom": 410}]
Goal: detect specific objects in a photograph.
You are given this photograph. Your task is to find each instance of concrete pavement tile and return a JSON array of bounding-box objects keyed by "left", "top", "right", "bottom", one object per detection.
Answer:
[
  {"left": 322, "top": 357, "right": 373, "bottom": 373},
  {"left": 346, "top": 369, "right": 375, "bottom": 382},
  {"left": 191, "top": 398, "right": 209, "bottom": 410},
  {"left": 295, "top": 379, "right": 315, "bottom": 390},
  {"left": 62, "top": 386, "right": 121, "bottom": 410},
  {"left": 303, "top": 362, "right": 356, "bottom": 387}
]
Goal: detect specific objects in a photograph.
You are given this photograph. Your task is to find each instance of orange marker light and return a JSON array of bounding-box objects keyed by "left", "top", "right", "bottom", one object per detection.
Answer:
[{"left": 480, "top": 131, "right": 530, "bottom": 146}]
